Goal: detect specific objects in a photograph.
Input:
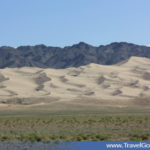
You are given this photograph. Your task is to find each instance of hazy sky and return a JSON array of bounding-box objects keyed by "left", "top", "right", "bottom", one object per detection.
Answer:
[{"left": 0, "top": 0, "right": 150, "bottom": 47}]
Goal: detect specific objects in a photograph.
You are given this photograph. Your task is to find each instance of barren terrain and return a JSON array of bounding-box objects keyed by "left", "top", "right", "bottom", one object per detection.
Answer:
[{"left": 0, "top": 56, "right": 150, "bottom": 111}]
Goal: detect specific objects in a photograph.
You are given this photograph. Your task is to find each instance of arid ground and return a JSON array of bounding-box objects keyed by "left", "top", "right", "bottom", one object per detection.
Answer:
[{"left": 0, "top": 57, "right": 150, "bottom": 141}]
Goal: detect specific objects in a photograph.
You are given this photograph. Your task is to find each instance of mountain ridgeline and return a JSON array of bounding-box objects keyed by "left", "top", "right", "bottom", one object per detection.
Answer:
[{"left": 0, "top": 42, "right": 150, "bottom": 68}]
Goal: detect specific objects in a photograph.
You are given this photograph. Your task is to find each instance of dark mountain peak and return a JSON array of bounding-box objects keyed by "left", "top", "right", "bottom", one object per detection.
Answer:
[
  {"left": 0, "top": 46, "right": 15, "bottom": 50},
  {"left": 71, "top": 42, "right": 94, "bottom": 49},
  {"left": 35, "top": 44, "right": 47, "bottom": 49},
  {"left": 17, "top": 44, "right": 47, "bottom": 51},
  {"left": 108, "top": 42, "right": 133, "bottom": 46},
  {"left": 102, "top": 42, "right": 138, "bottom": 51},
  {"left": 17, "top": 45, "right": 32, "bottom": 51},
  {"left": 110, "top": 41, "right": 128, "bottom": 44},
  {"left": 63, "top": 42, "right": 92, "bottom": 50},
  {"left": 78, "top": 41, "right": 89, "bottom": 46},
  {"left": 97, "top": 42, "right": 134, "bottom": 49}
]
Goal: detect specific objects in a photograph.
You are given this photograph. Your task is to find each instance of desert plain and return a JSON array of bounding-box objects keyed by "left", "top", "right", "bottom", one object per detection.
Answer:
[{"left": 0, "top": 57, "right": 150, "bottom": 141}]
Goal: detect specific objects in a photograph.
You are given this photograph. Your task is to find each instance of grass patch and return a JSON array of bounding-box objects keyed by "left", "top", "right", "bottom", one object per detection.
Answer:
[{"left": 0, "top": 114, "right": 149, "bottom": 141}]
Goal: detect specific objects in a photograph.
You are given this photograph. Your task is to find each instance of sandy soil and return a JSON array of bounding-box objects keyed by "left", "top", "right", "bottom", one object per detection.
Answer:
[{"left": 0, "top": 56, "right": 150, "bottom": 108}]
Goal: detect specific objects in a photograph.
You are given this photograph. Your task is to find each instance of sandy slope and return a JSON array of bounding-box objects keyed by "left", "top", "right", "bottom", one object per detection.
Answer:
[{"left": 0, "top": 56, "right": 150, "bottom": 108}]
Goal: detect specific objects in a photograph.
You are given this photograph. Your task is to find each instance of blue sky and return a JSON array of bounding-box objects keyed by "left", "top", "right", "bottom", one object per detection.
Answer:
[{"left": 0, "top": 0, "right": 150, "bottom": 47}]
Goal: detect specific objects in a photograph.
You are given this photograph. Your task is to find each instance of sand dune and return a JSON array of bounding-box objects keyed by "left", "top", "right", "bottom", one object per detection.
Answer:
[{"left": 0, "top": 56, "right": 150, "bottom": 108}]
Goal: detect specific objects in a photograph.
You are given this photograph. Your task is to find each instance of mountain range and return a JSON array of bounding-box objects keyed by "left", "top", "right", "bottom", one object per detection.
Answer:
[{"left": 0, "top": 42, "right": 150, "bottom": 68}]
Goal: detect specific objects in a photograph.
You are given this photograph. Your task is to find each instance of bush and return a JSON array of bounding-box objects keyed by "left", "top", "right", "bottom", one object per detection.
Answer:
[
  {"left": 129, "top": 134, "right": 149, "bottom": 141},
  {"left": 95, "top": 134, "right": 108, "bottom": 141},
  {"left": 76, "top": 136, "right": 83, "bottom": 141},
  {"left": 1, "top": 136, "right": 9, "bottom": 141},
  {"left": 27, "top": 133, "right": 42, "bottom": 142}
]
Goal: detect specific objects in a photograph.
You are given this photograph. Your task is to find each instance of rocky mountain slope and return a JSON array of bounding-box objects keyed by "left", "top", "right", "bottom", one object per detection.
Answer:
[{"left": 0, "top": 42, "right": 150, "bottom": 68}]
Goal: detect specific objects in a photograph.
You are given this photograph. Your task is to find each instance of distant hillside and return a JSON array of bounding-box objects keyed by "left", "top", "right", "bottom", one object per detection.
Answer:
[{"left": 0, "top": 42, "right": 150, "bottom": 68}]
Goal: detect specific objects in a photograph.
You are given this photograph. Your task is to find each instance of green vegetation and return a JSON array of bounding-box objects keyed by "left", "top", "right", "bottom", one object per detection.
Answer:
[{"left": 0, "top": 114, "right": 150, "bottom": 141}]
